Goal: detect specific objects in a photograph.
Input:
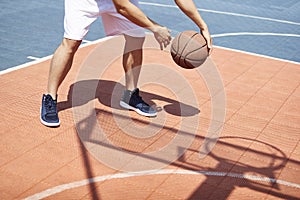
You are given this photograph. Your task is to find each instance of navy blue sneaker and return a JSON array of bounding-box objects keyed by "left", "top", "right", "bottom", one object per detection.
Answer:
[
  {"left": 120, "top": 88, "right": 157, "bottom": 117},
  {"left": 40, "top": 94, "right": 60, "bottom": 127}
]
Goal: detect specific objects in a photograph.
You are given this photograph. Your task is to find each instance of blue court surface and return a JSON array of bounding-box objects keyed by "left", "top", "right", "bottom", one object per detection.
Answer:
[{"left": 0, "top": 0, "right": 300, "bottom": 71}]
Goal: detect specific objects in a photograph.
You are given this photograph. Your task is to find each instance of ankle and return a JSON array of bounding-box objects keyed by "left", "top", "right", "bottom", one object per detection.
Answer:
[{"left": 45, "top": 93, "right": 57, "bottom": 101}]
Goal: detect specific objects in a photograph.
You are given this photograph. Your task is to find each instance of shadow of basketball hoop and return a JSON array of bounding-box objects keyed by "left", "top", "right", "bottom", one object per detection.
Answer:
[{"left": 184, "top": 135, "right": 297, "bottom": 199}]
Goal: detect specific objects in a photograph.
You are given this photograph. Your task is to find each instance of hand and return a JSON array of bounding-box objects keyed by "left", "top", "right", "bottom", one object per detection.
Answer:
[
  {"left": 152, "top": 25, "right": 172, "bottom": 50},
  {"left": 201, "top": 28, "right": 213, "bottom": 55}
]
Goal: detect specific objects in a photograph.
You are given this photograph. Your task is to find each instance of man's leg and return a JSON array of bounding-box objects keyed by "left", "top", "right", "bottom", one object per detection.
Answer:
[
  {"left": 122, "top": 35, "right": 144, "bottom": 91},
  {"left": 120, "top": 35, "right": 157, "bottom": 117},
  {"left": 41, "top": 38, "right": 81, "bottom": 127},
  {"left": 101, "top": 8, "right": 156, "bottom": 116},
  {"left": 47, "top": 38, "right": 82, "bottom": 99}
]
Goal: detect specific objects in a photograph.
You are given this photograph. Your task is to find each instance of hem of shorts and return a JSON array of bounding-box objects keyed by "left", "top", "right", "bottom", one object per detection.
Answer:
[{"left": 63, "top": 33, "right": 84, "bottom": 41}]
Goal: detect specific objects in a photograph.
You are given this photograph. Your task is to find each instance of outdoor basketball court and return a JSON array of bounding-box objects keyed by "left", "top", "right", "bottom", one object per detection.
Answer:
[{"left": 0, "top": 0, "right": 300, "bottom": 199}]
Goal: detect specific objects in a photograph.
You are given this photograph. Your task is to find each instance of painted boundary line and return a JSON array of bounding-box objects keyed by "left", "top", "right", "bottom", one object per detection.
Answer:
[
  {"left": 139, "top": 1, "right": 300, "bottom": 26},
  {"left": 1, "top": 39, "right": 299, "bottom": 77},
  {"left": 24, "top": 169, "right": 300, "bottom": 200},
  {"left": 214, "top": 45, "right": 300, "bottom": 65},
  {"left": 1, "top": 42, "right": 298, "bottom": 77},
  {"left": 0, "top": 37, "right": 113, "bottom": 76},
  {"left": 212, "top": 32, "right": 300, "bottom": 38}
]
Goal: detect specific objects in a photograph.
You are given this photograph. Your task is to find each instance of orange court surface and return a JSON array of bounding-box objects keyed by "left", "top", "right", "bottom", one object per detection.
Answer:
[{"left": 0, "top": 37, "right": 300, "bottom": 200}]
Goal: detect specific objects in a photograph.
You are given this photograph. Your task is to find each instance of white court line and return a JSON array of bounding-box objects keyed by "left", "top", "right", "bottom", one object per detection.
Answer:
[
  {"left": 24, "top": 169, "right": 300, "bottom": 200},
  {"left": 0, "top": 37, "right": 113, "bottom": 76},
  {"left": 139, "top": 1, "right": 300, "bottom": 26},
  {"left": 211, "top": 32, "right": 300, "bottom": 65},
  {"left": 0, "top": 55, "right": 54, "bottom": 75},
  {"left": 1, "top": 42, "right": 298, "bottom": 76},
  {"left": 82, "top": 39, "right": 92, "bottom": 43},
  {"left": 1, "top": 35, "right": 299, "bottom": 77},
  {"left": 212, "top": 32, "right": 300, "bottom": 38},
  {"left": 214, "top": 45, "right": 300, "bottom": 65},
  {"left": 27, "top": 56, "right": 41, "bottom": 61}
]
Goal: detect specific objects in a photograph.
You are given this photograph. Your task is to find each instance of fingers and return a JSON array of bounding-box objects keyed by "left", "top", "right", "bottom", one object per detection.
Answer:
[
  {"left": 163, "top": 38, "right": 170, "bottom": 47},
  {"left": 158, "top": 38, "right": 171, "bottom": 50},
  {"left": 201, "top": 29, "right": 213, "bottom": 55},
  {"left": 208, "top": 38, "right": 213, "bottom": 55},
  {"left": 206, "top": 38, "right": 212, "bottom": 55},
  {"left": 159, "top": 42, "right": 163, "bottom": 50},
  {"left": 154, "top": 26, "right": 172, "bottom": 50},
  {"left": 159, "top": 40, "right": 169, "bottom": 50}
]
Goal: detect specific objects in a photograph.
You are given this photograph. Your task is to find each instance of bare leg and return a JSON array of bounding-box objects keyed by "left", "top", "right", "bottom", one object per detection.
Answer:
[
  {"left": 122, "top": 35, "right": 145, "bottom": 90},
  {"left": 120, "top": 35, "right": 157, "bottom": 117},
  {"left": 47, "top": 38, "right": 81, "bottom": 99}
]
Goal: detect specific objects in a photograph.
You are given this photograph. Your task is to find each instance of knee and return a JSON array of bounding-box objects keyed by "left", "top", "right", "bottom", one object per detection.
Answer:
[
  {"left": 124, "top": 35, "right": 145, "bottom": 52},
  {"left": 61, "top": 38, "right": 81, "bottom": 54}
]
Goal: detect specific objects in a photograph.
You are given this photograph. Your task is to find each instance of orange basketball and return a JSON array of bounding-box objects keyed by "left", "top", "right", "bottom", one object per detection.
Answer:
[{"left": 171, "top": 30, "right": 208, "bottom": 69}]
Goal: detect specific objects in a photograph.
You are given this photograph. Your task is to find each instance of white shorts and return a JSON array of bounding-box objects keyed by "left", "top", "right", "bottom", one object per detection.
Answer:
[{"left": 64, "top": 0, "right": 145, "bottom": 40}]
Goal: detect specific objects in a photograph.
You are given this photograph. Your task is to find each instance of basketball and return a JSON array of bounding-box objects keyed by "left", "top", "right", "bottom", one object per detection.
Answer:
[{"left": 171, "top": 30, "right": 209, "bottom": 69}]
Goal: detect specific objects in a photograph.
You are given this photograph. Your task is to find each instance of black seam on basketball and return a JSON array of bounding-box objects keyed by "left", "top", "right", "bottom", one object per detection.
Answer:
[
  {"left": 171, "top": 44, "right": 177, "bottom": 56},
  {"left": 185, "top": 57, "right": 207, "bottom": 62},
  {"left": 184, "top": 44, "right": 207, "bottom": 58},
  {"left": 183, "top": 58, "right": 191, "bottom": 68},
  {"left": 180, "top": 32, "right": 199, "bottom": 60}
]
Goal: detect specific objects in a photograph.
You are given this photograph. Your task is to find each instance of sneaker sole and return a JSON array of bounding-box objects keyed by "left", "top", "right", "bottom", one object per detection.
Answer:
[
  {"left": 120, "top": 101, "right": 157, "bottom": 117},
  {"left": 40, "top": 108, "right": 60, "bottom": 127}
]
